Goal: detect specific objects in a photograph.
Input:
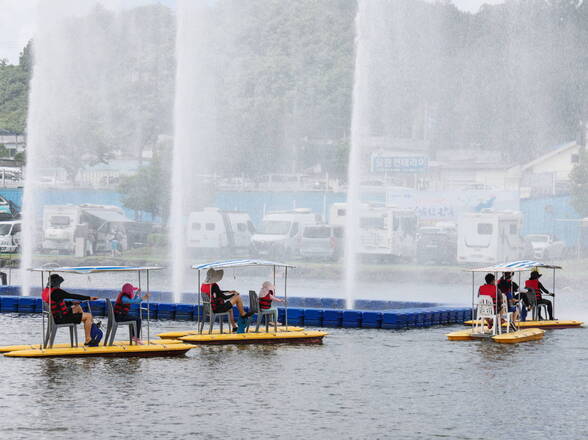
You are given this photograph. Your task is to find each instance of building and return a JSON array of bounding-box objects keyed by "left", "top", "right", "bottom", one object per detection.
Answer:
[
  {"left": 516, "top": 141, "right": 582, "bottom": 197},
  {"left": 0, "top": 129, "right": 26, "bottom": 157}
]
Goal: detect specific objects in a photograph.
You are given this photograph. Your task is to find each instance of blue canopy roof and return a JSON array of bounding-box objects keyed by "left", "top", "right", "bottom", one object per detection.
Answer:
[
  {"left": 469, "top": 260, "right": 562, "bottom": 273},
  {"left": 30, "top": 265, "right": 163, "bottom": 274},
  {"left": 192, "top": 259, "right": 294, "bottom": 270}
]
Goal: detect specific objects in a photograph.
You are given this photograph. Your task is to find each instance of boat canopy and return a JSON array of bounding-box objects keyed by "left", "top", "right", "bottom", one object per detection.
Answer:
[
  {"left": 468, "top": 260, "right": 562, "bottom": 273},
  {"left": 192, "top": 259, "right": 294, "bottom": 270},
  {"left": 29, "top": 265, "right": 163, "bottom": 274}
]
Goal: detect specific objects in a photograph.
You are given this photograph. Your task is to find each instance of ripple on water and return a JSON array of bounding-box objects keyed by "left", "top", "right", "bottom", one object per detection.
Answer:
[{"left": 0, "top": 316, "right": 586, "bottom": 439}]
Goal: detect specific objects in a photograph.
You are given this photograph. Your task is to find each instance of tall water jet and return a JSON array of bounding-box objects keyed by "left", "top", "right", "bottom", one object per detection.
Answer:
[
  {"left": 344, "top": 0, "right": 383, "bottom": 309},
  {"left": 21, "top": 1, "right": 174, "bottom": 295},
  {"left": 170, "top": 1, "right": 219, "bottom": 301}
]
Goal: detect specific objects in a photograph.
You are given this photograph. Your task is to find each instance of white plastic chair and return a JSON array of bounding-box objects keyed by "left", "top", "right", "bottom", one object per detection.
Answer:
[
  {"left": 499, "top": 294, "right": 513, "bottom": 333},
  {"left": 474, "top": 295, "right": 498, "bottom": 336}
]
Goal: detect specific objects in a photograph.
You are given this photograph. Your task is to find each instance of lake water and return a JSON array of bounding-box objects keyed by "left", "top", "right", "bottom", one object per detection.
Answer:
[{"left": 0, "top": 314, "right": 586, "bottom": 439}]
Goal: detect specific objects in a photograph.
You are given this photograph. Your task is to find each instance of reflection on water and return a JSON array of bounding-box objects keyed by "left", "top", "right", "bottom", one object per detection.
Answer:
[{"left": 0, "top": 315, "right": 587, "bottom": 439}]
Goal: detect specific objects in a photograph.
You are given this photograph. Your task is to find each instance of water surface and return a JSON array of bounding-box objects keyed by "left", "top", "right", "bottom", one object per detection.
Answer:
[{"left": 0, "top": 315, "right": 586, "bottom": 439}]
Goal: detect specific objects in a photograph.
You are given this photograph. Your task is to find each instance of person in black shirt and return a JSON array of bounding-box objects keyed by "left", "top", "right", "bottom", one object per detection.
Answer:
[
  {"left": 44, "top": 274, "right": 98, "bottom": 344},
  {"left": 498, "top": 272, "right": 520, "bottom": 321}
]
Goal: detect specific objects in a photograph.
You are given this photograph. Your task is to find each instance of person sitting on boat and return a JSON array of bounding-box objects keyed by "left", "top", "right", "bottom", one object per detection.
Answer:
[
  {"left": 478, "top": 273, "right": 504, "bottom": 327},
  {"left": 201, "top": 268, "right": 254, "bottom": 332},
  {"left": 525, "top": 270, "right": 555, "bottom": 320},
  {"left": 42, "top": 274, "right": 98, "bottom": 345},
  {"left": 258, "top": 280, "right": 284, "bottom": 316},
  {"left": 498, "top": 272, "right": 520, "bottom": 321},
  {"left": 114, "top": 283, "right": 150, "bottom": 345}
]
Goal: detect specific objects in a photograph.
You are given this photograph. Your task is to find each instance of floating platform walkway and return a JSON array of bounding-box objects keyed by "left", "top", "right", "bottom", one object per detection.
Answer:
[
  {"left": 463, "top": 319, "right": 583, "bottom": 329},
  {"left": 179, "top": 330, "right": 326, "bottom": 345},
  {"left": 3, "top": 342, "right": 195, "bottom": 358},
  {"left": 446, "top": 328, "right": 545, "bottom": 344}
]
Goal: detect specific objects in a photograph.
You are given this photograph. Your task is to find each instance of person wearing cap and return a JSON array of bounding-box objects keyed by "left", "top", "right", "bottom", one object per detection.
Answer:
[
  {"left": 525, "top": 270, "right": 555, "bottom": 320},
  {"left": 114, "top": 283, "right": 150, "bottom": 344},
  {"left": 42, "top": 274, "right": 98, "bottom": 345},
  {"left": 200, "top": 268, "right": 254, "bottom": 332}
]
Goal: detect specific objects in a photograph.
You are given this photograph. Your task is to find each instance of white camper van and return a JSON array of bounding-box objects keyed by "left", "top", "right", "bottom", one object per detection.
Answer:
[
  {"left": 42, "top": 205, "right": 82, "bottom": 253},
  {"left": 0, "top": 220, "right": 21, "bottom": 253},
  {"left": 250, "top": 208, "right": 321, "bottom": 258},
  {"left": 328, "top": 203, "right": 417, "bottom": 262},
  {"left": 187, "top": 208, "right": 254, "bottom": 255},
  {"left": 457, "top": 210, "right": 524, "bottom": 264}
]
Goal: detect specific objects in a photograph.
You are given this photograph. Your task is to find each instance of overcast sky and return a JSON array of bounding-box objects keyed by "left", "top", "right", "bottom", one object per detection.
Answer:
[{"left": 0, "top": 0, "right": 504, "bottom": 64}]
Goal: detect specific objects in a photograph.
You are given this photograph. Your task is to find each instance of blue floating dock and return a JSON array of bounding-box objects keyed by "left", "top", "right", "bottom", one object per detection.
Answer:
[{"left": 0, "top": 287, "right": 471, "bottom": 330}]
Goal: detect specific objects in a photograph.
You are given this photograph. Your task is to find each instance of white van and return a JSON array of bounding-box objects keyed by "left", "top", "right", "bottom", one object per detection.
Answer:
[
  {"left": 457, "top": 210, "right": 524, "bottom": 264},
  {"left": 187, "top": 208, "right": 254, "bottom": 255},
  {"left": 250, "top": 208, "right": 322, "bottom": 258},
  {"left": 0, "top": 220, "right": 21, "bottom": 253}
]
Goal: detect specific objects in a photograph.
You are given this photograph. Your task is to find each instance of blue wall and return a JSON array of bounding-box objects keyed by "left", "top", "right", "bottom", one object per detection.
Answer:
[{"left": 520, "top": 196, "right": 581, "bottom": 246}]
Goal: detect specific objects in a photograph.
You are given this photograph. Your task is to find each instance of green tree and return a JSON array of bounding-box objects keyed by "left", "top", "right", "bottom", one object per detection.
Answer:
[
  {"left": 118, "top": 155, "right": 170, "bottom": 221},
  {"left": 570, "top": 146, "right": 588, "bottom": 216}
]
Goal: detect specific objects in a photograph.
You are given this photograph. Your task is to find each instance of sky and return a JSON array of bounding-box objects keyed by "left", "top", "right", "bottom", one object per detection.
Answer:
[{"left": 0, "top": 0, "right": 504, "bottom": 64}]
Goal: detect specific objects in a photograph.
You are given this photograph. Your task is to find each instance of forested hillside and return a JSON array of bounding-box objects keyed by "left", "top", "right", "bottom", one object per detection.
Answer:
[{"left": 1, "top": 0, "right": 587, "bottom": 175}]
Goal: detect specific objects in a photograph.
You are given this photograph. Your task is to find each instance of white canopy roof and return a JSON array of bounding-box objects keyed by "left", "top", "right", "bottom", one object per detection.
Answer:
[
  {"left": 468, "top": 260, "right": 562, "bottom": 273},
  {"left": 29, "top": 265, "right": 163, "bottom": 274},
  {"left": 192, "top": 259, "right": 294, "bottom": 270}
]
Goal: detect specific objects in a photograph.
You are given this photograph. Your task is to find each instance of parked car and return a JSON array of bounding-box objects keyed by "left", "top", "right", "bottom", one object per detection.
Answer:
[
  {"left": 300, "top": 224, "right": 344, "bottom": 261},
  {"left": 524, "top": 234, "right": 565, "bottom": 260}
]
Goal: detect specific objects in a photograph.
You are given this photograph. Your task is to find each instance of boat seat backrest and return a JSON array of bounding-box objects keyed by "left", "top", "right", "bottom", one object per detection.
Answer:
[
  {"left": 248, "top": 290, "right": 259, "bottom": 313},
  {"left": 525, "top": 289, "right": 537, "bottom": 307},
  {"left": 477, "top": 295, "right": 496, "bottom": 318}
]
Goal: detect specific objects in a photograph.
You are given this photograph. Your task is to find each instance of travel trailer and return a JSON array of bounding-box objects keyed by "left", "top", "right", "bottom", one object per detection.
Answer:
[
  {"left": 250, "top": 208, "right": 322, "bottom": 258},
  {"left": 187, "top": 208, "right": 255, "bottom": 256},
  {"left": 457, "top": 210, "right": 524, "bottom": 264},
  {"left": 42, "top": 204, "right": 133, "bottom": 255},
  {"left": 329, "top": 203, "right": 417, "bottom": 262}
]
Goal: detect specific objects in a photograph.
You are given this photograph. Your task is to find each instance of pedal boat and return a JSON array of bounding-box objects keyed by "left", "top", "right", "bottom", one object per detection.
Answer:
[
  {"left": 168, "top": 259, "right": 328, "bottom": 345},
  {"left": 5, "top": 266, "right": 195, "bottom": 358}
]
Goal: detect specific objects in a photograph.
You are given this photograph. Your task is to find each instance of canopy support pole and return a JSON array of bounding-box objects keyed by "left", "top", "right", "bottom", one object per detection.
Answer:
[
  {"left": 146, "top": 269, "right": 150, "bottom": 345},
  {"left": 284, "top": 266, "right": 288, "bottom": 331},
  {"left": 137, "top": 270, "right": 142, "bottom": 339},
  {"left": 41, "top": 271, "right": 45, "bottom": 349},
  {"left": 197, "top": 270, "right": 201, "bottom": 334},
  {"left": 471, "top": 271, "right": 474, "bottom": 323},
  {"left": 552, "top": 267, "right": 556, "bottom": 318}
]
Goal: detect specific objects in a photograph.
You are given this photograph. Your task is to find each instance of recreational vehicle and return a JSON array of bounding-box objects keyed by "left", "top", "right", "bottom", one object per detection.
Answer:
[
  {"left": 457, "top": 210, "right": 524, "bottom": 264},
  {"left": 0, "top": 220, "right": 21, "bottom": 253},
  {"left": 329, "top": 203, "right": 417, "bottom": 262},
  {"left": 250, "top": 209, "right": 321, "bottom": 258},
  {"left": 42, "top": 204, "right": 133, "bottom": 255},
  {"left": 187, "top": 208, "right": 254, "bottom": 255}
]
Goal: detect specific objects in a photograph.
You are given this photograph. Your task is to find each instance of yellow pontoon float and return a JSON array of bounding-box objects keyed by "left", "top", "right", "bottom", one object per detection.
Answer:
[
  {"left": 2, "top": 265, "right": 195, "bottom": 358},
  {"left": 163, "top": 259, "right": 327, "bottom": 345}
]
